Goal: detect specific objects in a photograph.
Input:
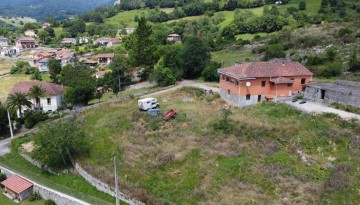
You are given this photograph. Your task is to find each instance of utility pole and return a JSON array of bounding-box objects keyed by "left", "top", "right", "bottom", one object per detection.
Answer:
[
  {"left": 114, "top": 156, "right": 120, "bottom": 205},
  {"left": 7, "top": 110, "right": 13, "bottom": 139}
]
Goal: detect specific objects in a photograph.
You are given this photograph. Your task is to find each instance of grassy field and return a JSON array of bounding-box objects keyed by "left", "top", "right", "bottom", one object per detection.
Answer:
[
  {"left": 211, "top": 48, "right": 254, "bottom": 67},
  {"left": 43, "top": 87, "right": 360, "bottom": 204},
  {"left": 0, "top": 60, "right": 13, "bottom": 75},
  {"left": 0, "top": 17, "right": 36, "bottom": 27},
  {"left": 0, "top": 188, "right": 45, "bottom": 205},
  {"left": 0, "top": 74, "right": 32, "bottom": 103}
]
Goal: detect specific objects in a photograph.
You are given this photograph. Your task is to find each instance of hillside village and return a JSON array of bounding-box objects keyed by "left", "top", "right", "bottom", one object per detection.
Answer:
[{"left": 0, "top": 0, "right": 360, "bottom": 204}]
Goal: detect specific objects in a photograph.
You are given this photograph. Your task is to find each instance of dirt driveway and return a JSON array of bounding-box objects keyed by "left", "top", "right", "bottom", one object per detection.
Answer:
[{"left": 284, "top": 99, "right": 360, "bottom": 120}]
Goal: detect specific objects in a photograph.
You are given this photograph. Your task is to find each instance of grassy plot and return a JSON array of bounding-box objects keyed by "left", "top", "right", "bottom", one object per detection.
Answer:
[
  {"left": 73, "top": 87, "right": 360, "bottom": 204},
  {"left": 0, "top": 60, "right": 13, "bottom": 75},
  {"left": 0, "top": 74, "right": 32, "bottom": 103},
  {"left": 0, "top": 137, "right": 115, "bottom": 205},
  {"left": 106, "top": 9, "right": 149, "bottom": 27},
  {"left": 211, "top": 48, "right": 253, "bottom": 67}
]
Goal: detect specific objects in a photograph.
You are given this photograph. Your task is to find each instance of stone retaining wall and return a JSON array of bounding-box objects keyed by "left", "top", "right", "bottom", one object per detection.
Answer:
[{"left": 0, "top": 166, "right": 90, "bottom": 205}]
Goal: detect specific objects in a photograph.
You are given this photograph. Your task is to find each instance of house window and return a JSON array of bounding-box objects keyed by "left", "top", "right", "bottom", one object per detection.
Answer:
[
  {"left": 287, "top": 83, "right": 292, "bottom": 87},
  {"left": 236, "top": 81, "right": 239, "bottom": 86},
  {"left": 301, "top": 78, "right": 306, "bottom": 84},
  {"left": 227, "top": 89, "right": 231, "bottom": 95},
  {"left": 47, "top": 98, "right": 51, "bottom": 105},
  {"left": 226, "top": 77, "right": 230, "bottom": 82},
  {"left": 246, "top": 94, "right": 251, "bottom": 100},
  {"left": 261, "top": 81, "right": 266, "bottom": 87},
  {"left": 230, "top": 79, "right": 235, "bottom": 84}
]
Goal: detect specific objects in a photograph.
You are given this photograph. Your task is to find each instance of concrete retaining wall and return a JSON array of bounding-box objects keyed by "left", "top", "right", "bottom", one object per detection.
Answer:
[
  {"left": 0, "top": 166, "right": 90, "bottom": 205},
  {"left": 220, "top": 88, "right": 261, "bottom": 107}
]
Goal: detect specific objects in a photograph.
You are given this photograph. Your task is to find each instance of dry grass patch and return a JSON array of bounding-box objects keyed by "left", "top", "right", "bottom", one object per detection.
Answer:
[{"left": 0, "top": 74, "right": 32, "bottom": 103}]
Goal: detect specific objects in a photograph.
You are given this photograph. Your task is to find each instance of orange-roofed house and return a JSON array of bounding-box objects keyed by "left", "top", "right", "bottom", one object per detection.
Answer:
[
  {"left": 9, "top": 81, "right": 65, "bottom": 115},
  {"left": 97, "top": 53, "right": 115, "bottom": 64},
  {"left": 1, "top": 175, "right": 33, "bottom": 202},
  {"left": 218, "top": 61, "right": 313, "bottom": 107}
]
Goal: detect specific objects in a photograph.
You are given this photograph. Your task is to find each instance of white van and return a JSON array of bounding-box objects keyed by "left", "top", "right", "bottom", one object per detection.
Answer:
[{"left": 138, "top": 98, "right": 159, "bottom": 111}]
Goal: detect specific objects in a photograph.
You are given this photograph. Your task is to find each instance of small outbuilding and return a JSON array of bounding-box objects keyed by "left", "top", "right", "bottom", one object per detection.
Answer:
[
  {"left": 304, "top": 80, "right": 360, "bottom": 108},
  {"left": 1, "top": 175, "right": 34, "bottom": 202}
]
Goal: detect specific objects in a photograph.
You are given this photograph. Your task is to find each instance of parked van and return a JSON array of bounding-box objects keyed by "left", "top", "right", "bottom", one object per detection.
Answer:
[{"left": 138, "top": 98, "right": 159, "bottom": 111}]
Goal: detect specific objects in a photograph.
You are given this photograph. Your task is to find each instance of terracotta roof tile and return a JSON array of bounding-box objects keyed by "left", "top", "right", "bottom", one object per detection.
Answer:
[
  {"left": 9, "top": 81, "right": 64, "bottom": 96},
  {"left": 218, "top": 61, "right": 313, "bottom": 79},
  {"left": 1, "top": 175, "right": 33, "bottom": 194}
]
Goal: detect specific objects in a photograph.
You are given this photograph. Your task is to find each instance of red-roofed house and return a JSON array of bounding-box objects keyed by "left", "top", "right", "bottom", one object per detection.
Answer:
[
  {"left": 9, "top": 81, "right": 65, "bottom": 114},
  {"left": 97, "top": 53, "right": 115, "bottom": 64},
  {"left": 218, "top": 61, "right": 313, "bottom": 107},
  {"left": 167, "top": 33, "right": 181, "bottom": 42},
  {"left": 1, "top": 175, "right": 33, "bottom": 202},
  {"left": 16, "top": 38, "right": 37, "bottom": 49}
]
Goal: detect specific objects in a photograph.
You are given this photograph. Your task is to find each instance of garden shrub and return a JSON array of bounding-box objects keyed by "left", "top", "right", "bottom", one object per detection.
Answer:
[
  {"left": 28, "top": 192, "right": 42, "bottom": 201},
  {"left": 45, "top": 199, "right": 56, "bottom": 205}
]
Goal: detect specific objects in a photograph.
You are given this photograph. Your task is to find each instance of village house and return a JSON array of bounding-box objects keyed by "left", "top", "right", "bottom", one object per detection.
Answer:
[
  {"left": 61, "top": 38, "right": 77, "bottom": 45},
  {"left": 16, "top": 38, "right": 37, "bottom": 49},
  {"left": 0, "top": 47, "right": 17, "bottom": 56},
  {"left": 55, "top": 49, "right": 75, "bottom": 66},
  {"left": 81, "top": 58, "right": 98, "bottom": 68},
  {"left": 304, "top": 80, "right": 360, "bottom": 108},
  {"left": 10, "top": 81, "right": 65, "bottom": 114},
  {"left": 42, "top": 22, "right": 51, "bottom": 29},
  {"left": 38, "top": 58, "right": 50, "bottom": 73},
  {"left": 1, "top": 175, "right": 34, "bottom": 202},
  {"left": 92, "top": 70, "right": 111, "bottom": 79},
  {"left": 24, "top": 30, "right": 36, "bottom": 38},
  {"left": 218, "top": 61, "right": 313, "bottom": 107},
  {"left": 0, "top": 37, "right": 9, "bottom": 46},
  {"left": 125, "top": 28, "right": 135, "bottom": 34},
  {"left": 97, "top": 53, "right": 115, "bottom": 65},
  {"left": 78, "top": 36, "right": 90, "bottom": 44},
  {"left": 167, "top": 33, "right": 181, "bottom": 42},
  {"left": 107, "top": 38, "right": 121, "bottom": 47}
]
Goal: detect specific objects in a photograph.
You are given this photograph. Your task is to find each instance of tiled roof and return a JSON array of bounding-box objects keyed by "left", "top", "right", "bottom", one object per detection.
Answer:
[
  {"left": 167, "top": 33, "right": 181, "bottom": 37},
  {"left": 97, "top": 53, "right": 115, "bottom": 58},
  {"left": 218, "top": 61, "right": 313, "bottom": 79},
  {"left": 10, "top": 81, "right": 64, "bottom": 96},
  {"left": 17, "top": 38, "right": 36, "bottom": 42},
  {"left": 270, "top": 77, "right": 294, "bottom": 84},
  {"left": 1, "top": 175, "right": 33, "bottom": 194}
]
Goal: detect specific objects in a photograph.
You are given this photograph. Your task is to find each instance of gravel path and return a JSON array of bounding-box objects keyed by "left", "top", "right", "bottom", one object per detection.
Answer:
[{"left": 284, "top": 99, "right": 360, "bottom": 120}]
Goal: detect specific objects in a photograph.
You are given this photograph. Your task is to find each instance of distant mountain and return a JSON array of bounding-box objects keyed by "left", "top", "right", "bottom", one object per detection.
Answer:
[{"left": 0, "top": 0, "right": 115, "bottom": 20}]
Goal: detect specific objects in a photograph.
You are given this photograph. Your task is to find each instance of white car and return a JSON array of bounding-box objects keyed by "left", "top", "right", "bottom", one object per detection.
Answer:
[{"left": 138, "top": 98, "right": 160, "bottom": 111}]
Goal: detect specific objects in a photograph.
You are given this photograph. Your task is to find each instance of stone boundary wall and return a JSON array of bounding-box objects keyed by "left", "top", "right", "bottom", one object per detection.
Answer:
[
  {"left": 0, "top": 166, "right": 90, "bottom": 205},
  {"left": 18, "top": 152, "right": 58, "bottom": 175},
  {"left": 73, "top": 162, "right": 145, "bottom": 205}
]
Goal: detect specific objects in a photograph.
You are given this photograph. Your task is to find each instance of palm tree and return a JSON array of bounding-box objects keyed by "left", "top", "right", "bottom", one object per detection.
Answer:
[
  {"left": 29, "top": 85, "right": 47, "bottom": 109},
  {"left": 6, "top": 92, "right": 32, "bottom": 117}
]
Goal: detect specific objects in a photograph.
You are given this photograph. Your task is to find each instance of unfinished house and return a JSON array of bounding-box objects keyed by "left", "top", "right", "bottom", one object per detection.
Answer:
[{"left": 304, "top": 80, "right": 360, "bottom": 108}]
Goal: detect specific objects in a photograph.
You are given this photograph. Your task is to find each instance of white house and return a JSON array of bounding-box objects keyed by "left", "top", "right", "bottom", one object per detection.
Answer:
[
  {"left": 78, "top": 36, "right": 90, "bottom": 44},
  {"left": 0, "top": 37, "right": 9, "bottom": 46},
  {"left": 9, "top": 81, "right": 65, "bottom": 115},
  {"left": 0, "top": 47, "right": 17, "bottom": 56},
  {"left": 37, "top": 58, "right": 50, "bottom": 73},
  {"left": 166, "top": 33, "right": 181, "bottom": 42},
  {"left": 125, "top": 28, "right": 135, "bottom": 34},
  {"left": 61, "top": 38, "right": 77, "bottom": 45}
]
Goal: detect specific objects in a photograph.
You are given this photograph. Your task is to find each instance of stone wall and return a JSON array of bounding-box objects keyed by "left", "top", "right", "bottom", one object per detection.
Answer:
[
  {"left": 305, "top": 85, "right": 360, "bottom": 108},
  {"left": 0, "top": 166, "right": 90, "bottom": 205},
  {"left": 19, "top": 152, "right": 58, "bottom": 175},
  {"left": 74, "top": 162, "right": 145, "bottom": 205}
]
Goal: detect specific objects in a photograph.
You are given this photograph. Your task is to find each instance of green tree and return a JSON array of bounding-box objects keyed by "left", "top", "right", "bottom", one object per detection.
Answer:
[
  {"left": 150, "top": 58, "right": 176, "bottom": 86},
  {"left": 38, "top": 29, "right": 49, "bottom": 43},
  {"left": 60, "top": 63, "right": 96, "bottom": 105},
  {"left": 6, "top": 92, "right": 32, "bottom": 117},
  {"left": 326, "top": 46, "right": 337, "bottom": 61},
  {"left": 201, "top": 61, "right": 221, "bottom": 82},
  {"left": 181, "top": 35, "right": 210, "bottom": 79},
  {"left": 34, "top": 120, "right": 88, "bottom": 166},
  {"left": 48, "top": 58, "right": 62, "bottom": 83},
  {"left": 264, "top": 44, "right": 286, "bottom": 60},
  {"left": 124, "top": 17, "right": 156, "bottom": 78},
  {"left": 348, "top": 49, "right": 360, "bottom": 73},
  {"left": 109, "top": 55, "right": 132, "bottom": 94},
  {"left": 299, "top": 1, "right": 306, "bottom": 10},
  {"left": 29, "top": 85, "right": 47, "bottom": 104},
  {"left": 31, "top": 70, "right": 42, "bottom": 81}
]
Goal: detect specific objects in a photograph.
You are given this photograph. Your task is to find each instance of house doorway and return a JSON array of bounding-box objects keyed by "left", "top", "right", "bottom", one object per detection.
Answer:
[
  {"left": 258, "top": 95, "right": 262, "bottom": 102},
  {"left": 320, "top": 89, "right": 325, "bottom": 99}
]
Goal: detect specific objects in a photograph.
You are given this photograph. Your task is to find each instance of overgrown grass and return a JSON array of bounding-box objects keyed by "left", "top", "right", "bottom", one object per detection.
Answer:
[
  {"left": 0, "top": 59, "right": 13, "bottom": 75},
  {"left": 105, "top": 9, "right": 149, "bottom": 27},
  {"left": 332, "top": 103, "right": 360, "bottom": 115},
  {"left": 71, "top": 87, "right": 360, "bottom": 204},
  {"left": 211, "top": 48, "right": 253, "bottom": 67}
]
